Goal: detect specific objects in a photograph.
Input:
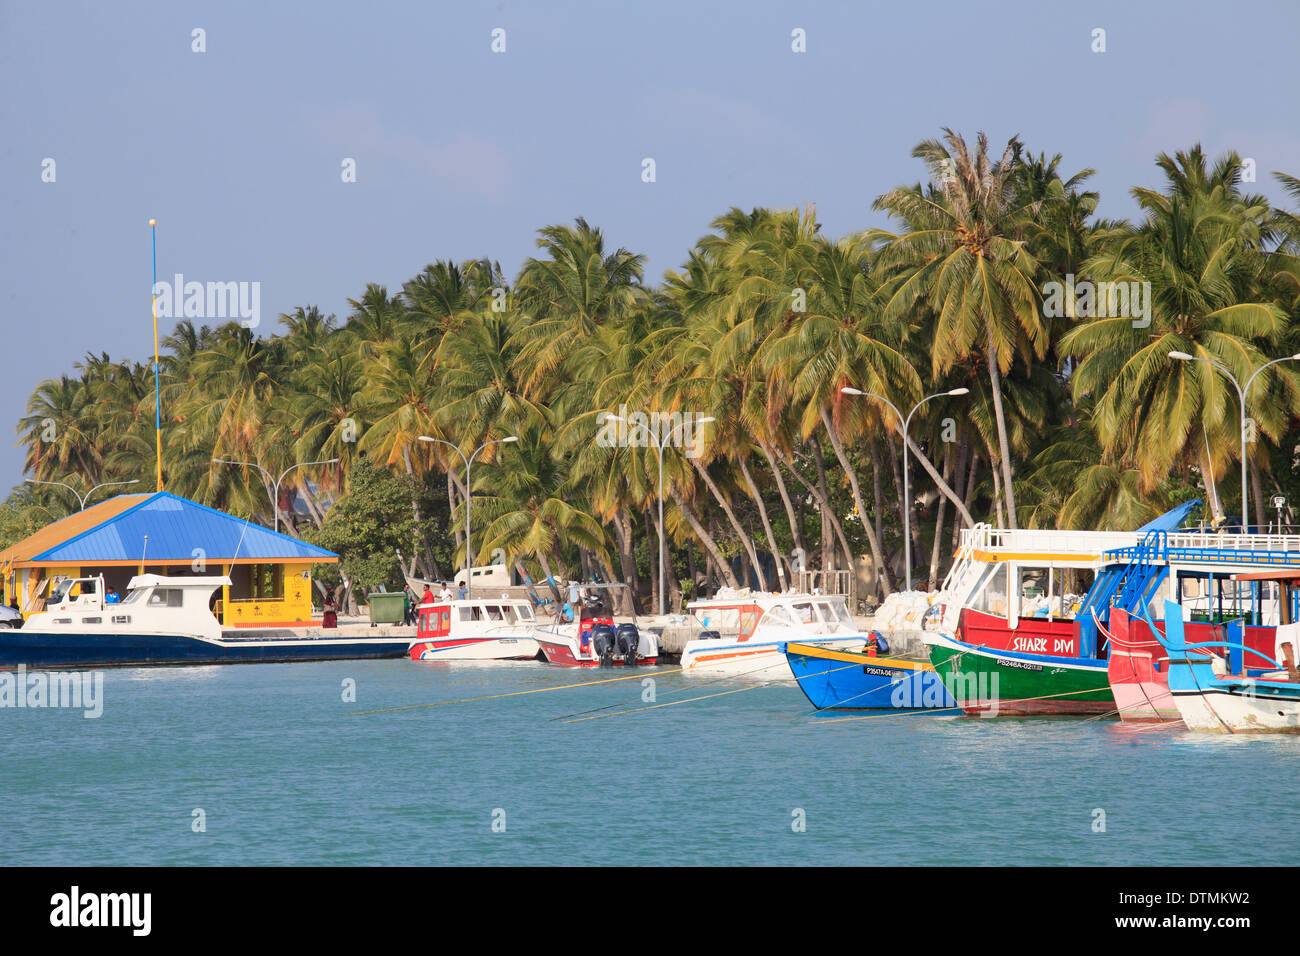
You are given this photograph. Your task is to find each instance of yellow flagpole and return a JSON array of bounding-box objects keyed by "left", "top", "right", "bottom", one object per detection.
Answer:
[{"left": 150, "top": 219, "right": 162, "bottom": 491}]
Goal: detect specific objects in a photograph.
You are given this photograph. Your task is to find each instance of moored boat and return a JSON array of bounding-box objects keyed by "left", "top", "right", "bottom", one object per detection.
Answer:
[
  {"left": 1160, "top": 597, "right": 1300, "bottom": 733},
  {"left": 1, "top": 573, "right": 408, "bottom": 668},
  {"left": 783, "top": 640, "right": 958, "bottom": 711},
  {"left": 923, "top": 502, "right": 1200, "bottom": 717},
  {"left": 679, "top": 590, "right": 867, "bottom": 677},
  {"left": 408, "top": 596, "right": 540, "bottom": 661},
  {"left": 533, "top": 583, "right": 658, "bottom": 666}
]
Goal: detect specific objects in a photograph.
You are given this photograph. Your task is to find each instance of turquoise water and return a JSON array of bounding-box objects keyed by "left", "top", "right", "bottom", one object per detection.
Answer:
[{"left": 3, "top": 659, "right": 1297, "bottom": 866}]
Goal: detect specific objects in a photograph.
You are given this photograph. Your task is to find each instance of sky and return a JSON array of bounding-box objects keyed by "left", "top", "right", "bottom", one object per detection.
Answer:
[{"left": 2, "top": 0, "right": 1298, "bottom": 492}]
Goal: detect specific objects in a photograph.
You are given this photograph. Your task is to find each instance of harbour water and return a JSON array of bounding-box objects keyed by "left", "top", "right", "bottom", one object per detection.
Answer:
[{"left": 3, "top": 659, "right": 1297, "bottom": 866}]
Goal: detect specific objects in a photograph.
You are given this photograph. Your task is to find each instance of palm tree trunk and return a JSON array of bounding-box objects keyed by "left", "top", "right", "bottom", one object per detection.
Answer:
[
  {"left": 784, "top": 448, "right": 857, "bottom": 580},
  {"left": 612, "top": 510, "right": 640, "bottom": 609},
  {"left": 692, "top": 460, "right": 769, "bottom": 591},
  {"left": 671, "top": 489, "right": 741, "bottom": 589},
  {"left": 759, "top": 442, "right": 806, "bottom": 565},
  {"left": 739, "top": 456, "right": 787, "bottom": 591},
  {"left": 818, "top": 404, "right": 893, "bottom": 594},
  {"left": 928, "top": 441, "right": 953, "bottom": 589},
  {"left": 904, "top": 433, "right": 976, "bottom": 529},
  {"left": 1198, "top": 427, "right": 1224, "bottom": 521},
  {"left": 401, "top": 444, "right": 438, "bottom": 578},
  {"left": 985, "top": 335, "right": 1018, "bottom": 529},
  {"left": 447, "top": 473, "right": 463, "bottom": 554}
]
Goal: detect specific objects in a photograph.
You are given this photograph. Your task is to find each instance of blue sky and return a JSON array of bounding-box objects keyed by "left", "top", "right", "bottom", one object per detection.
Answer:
[{"left": 2, "top": 0, "right": 1298, "bottom": 491}]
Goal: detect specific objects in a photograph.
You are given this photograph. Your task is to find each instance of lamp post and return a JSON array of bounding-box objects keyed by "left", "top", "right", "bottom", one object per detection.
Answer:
[
  {"left": 27, "top": 478, "right": 141, "bottom": 511},
  {"left": 418, "top": 435, "right": 518, "bottom": 598},
  {"left": 1168, "top": 350, "right": 1300, "bottom": 531},
  {"left": 840, "top": 386, "right": 969, "bottom": 592},
  {"left": 211, "top": 458, "right": 339, "bottom": 533},
  {"left": 602, "top": 414, "right": 715, "bottom": 616}
]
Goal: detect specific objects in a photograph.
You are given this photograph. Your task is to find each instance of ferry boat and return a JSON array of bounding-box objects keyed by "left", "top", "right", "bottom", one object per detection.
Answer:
[
  {"left": 679, "top": 590, "right": 867, "bottom": 677},
  {"left": 408, "top": 596, "right": 540, "bottom": 661},
  {"left": 0, "top": 573, "right": 408, "bottom": 668},
  {"left": 533, "top": 583, "right": 658, "bottom": 666},
  {"left": 783, "top": 639, "right": 958, "bottom": 711},
  {"left": 923, "top": 502, "right": 1200, "bottom": 716},
  {"left": 1160, "top": 596, "right": 1300, "bottom": 733},
  {"left": 1101, "top": 531, "right": 1300, "bottom": 722}
]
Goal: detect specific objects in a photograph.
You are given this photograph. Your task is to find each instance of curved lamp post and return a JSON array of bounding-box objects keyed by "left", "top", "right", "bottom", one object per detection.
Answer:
[
  {"left": 1169, "top": 350, "right": 1300, "bottom": 531},
  {"left": 841, "top": 386, "right": 969, "bottom": 592},
  {"left": 27, "top": 478, "right": 141, "bottom": 511},
  {"left": 418, "top": 436, "right": 518, "bottom": 598},
  {"left": 602, "top": 414, "right": 715, "bottom": 616},
  {"left": 211, "top": 458, "right": 339, "bottom": 533}
]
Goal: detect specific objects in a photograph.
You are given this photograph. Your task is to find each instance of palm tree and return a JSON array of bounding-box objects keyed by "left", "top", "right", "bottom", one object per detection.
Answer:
[{"left": 873, "top": 129, "right": 1051, "bottom": 528}]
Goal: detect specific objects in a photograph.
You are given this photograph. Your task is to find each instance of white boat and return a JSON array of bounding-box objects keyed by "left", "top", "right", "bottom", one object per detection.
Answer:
[
  {"left": 532, "top": 583, "right": 658, "bottom": 666},
  {"left": 408, "top": 596, "right": 540, "bottom": 661},
  {"left": 679, "top": 589, "right": 867, "bottom": 677},
  {"left": 3, "top": 573, "right": 408, "bottom": 667}
]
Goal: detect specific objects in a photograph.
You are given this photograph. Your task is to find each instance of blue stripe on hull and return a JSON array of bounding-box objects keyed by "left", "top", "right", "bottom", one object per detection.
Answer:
[
  {"left": 786, "top": 650, "right": 958, "bottom": 711},
  {"left": 0, "top": 631, "right": 408, "bottom": 668}
]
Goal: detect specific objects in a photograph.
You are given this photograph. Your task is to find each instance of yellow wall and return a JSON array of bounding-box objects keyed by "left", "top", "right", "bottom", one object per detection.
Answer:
[{"left": 225, "top": 561, "right": 315, "bottom": 627}]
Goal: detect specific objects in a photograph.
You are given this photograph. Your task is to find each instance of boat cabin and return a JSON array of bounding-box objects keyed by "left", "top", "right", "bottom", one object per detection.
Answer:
[
  {"left": 416, "top": 597, "right": 536, "bottom": 640},
  {"left": 687, "top": 592, "right": 857, "bottom": 642},
  {"left": 27, "top": 573, "right": 231, "bottom": 640}
]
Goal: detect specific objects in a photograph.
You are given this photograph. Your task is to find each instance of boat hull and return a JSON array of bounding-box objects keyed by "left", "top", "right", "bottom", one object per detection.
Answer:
[
  {"left": 0, "top": 629, "right": 409, "bottom": 668},
  {"left": 1169, "top": 662, "right": 1300, "bottom": 733},
  {"left": 1106, "top": 609, "right": 1180, "bottom": 722},
  {"left": 784, "top": 642, "right": 957, "bottom": 711},
  {"left": 409, "top": 636, "right": 539, "bottom": 661},
  {"left": 680, "top": 637, "right": 866, "bottom": 679},
  {"left": 925, "top": 634, "right": 1115, "bottom": 716}
]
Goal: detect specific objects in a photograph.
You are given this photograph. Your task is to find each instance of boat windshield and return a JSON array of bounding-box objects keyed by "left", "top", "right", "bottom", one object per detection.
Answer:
[
  {"left": 817, "top": 597, "right": 854, "bottom": 626},
  {"left": 119, "top": 587, "right": 147, "bottom": 606},
  {"left": 48, "top": 580, "right": 73, "bottom": 603},
  {"left": 791, "top": 601, "right": 816, "bottom": 625}
]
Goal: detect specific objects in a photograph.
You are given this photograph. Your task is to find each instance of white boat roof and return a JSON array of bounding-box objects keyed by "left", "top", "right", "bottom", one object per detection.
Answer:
[
  {"left": 127, "top": 574, "right": 232, "bottom": 590},
  {"left": 687, "top": 589, "right": 846, "bottom": 609},
  {"left": 416, "top": 595, "right": 531, "bottom": 605}
]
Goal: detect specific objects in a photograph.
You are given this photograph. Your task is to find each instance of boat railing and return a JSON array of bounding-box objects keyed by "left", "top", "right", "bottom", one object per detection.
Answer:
[{"left": 958, "top": 526, "right": 1140, "bottom": 557}]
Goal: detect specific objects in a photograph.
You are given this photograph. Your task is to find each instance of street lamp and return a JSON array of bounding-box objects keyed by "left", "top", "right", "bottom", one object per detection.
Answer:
[
  {"left": 418, "top": 435, "right": 518, "bottom": 598},
  {"left": 211, "top": 458, "right": 340, "bottom": 533},
  {"left": 27, "top": 478, "right": 141, "bottom": 511},
  {"left": 841, "top": 386, "right": 969, "bottom": 592},
  {"left": 1169, "top": 350, "right": 1300, "bottom": 531},
  {"left": 602, "top": 413, "right": 715, "bottom": 616}
]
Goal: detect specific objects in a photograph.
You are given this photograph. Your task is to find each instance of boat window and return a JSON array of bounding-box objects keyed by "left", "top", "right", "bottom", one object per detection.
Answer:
[
  {"left": 49, "top": 580, "right": 72, "bottom": 603},
  {"left": 438, "top": 610, "right": 451, "bottom": 631},
  {"left": 814, "top": 601, "right": 837, "bottom": 622},
  {"left": 147, "top": 588, "right": 184, "bottom": 608},
  {"left": 827, "top": 598, "right": 854, "bottom": 624},
  {"left": 763, "top": 604, "right": 793, "bottom": 627},
  {"left": 792, "top": 602, "right": 815, "bottom": 624},
  {"left": 693, "top": 606, "right": 741, "bottom": 638},
  {"left": 119, "top": 588, "right": 146, "bottom": 605},
  {"left": 970, "top": 564, "right": 1009, "bottom": 617},
  {"left": 515, "top": 604, "right": 534, "bottom": 622},
  {"left": 739, "top": 609, "right": 760, "bottom": 638},
  {"left": 458, "top": 607, "right": 475, "bottom": 622},
  {"left": 486, "top": 605, "right": 505, "bottom": 621}
]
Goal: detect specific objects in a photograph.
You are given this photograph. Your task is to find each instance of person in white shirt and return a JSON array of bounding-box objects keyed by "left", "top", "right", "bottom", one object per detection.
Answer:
[{"left": 437, "top": 582, "right": 453, "bottom": 602}]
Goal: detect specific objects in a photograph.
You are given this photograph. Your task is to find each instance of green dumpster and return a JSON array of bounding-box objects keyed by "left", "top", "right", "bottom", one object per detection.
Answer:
[{"left": 367, "top": 592, "right": 407, "bottom": 626}]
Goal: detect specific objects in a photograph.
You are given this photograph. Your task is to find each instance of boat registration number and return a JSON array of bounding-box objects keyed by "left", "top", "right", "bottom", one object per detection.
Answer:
[
  {"left": 995, "top": 658, "right": 1043, "bottom": 672},
  {"left": 862, "top": 666, "right": 900, "bottom": 677}
]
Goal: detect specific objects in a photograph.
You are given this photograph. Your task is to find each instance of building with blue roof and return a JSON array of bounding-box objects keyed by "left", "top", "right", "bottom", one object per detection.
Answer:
[{"left": 0, "top": 492, "right": 339, "bottom": 626}]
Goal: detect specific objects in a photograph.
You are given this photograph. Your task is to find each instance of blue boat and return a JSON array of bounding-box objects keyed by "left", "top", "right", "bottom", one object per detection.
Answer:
[{"left": 783, "top": 641, "right": 958, "bottom": 711}]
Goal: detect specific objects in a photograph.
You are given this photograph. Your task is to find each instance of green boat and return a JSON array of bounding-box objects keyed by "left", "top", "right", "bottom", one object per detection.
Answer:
[{"left": 925, "top": 632, "right": 1115, "bottom": 716}]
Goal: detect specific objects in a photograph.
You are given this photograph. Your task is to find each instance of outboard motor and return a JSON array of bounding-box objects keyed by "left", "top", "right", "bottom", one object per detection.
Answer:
[
  {"left": 615, "top": 623, "right": 641, "bottom": 665},
  {"left": 590, "top": 624, "right": 617, "bottom": 666}
]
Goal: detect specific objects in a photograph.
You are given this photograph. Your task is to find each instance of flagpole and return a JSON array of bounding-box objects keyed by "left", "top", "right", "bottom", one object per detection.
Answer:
[{"left": 150, "top": 219, "right": 162, "bottom": 491}]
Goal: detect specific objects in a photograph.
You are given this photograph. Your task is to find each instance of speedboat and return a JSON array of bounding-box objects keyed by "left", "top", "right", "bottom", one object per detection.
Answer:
[
  {"left": 532, "top": 584, "right": 658, "bottom": 666},
  {"left": 678, "top": 590, "right": 867, "bottom": 678},
  {"left": 1, "top": 573, "right": 408, "bottom": 668},
  {"left": 408, "top": 596, "right": 540, "bottom": 661}
]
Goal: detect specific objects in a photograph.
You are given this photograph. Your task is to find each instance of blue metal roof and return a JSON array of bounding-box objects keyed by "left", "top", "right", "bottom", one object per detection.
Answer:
[{"left": 32, "top": 492, "right": 338, "bottom": 564}]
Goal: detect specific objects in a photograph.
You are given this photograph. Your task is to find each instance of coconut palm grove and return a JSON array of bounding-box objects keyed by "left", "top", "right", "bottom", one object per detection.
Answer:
[{"left": 9, "top": 131, "right": 1300, "bottom": 609}]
